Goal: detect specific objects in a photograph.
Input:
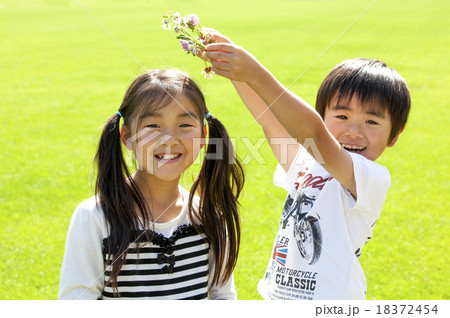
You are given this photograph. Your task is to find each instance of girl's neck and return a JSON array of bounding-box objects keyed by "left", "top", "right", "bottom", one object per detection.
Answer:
[{"left": 132, "top": 170, "right": 184, "bottom": 224}]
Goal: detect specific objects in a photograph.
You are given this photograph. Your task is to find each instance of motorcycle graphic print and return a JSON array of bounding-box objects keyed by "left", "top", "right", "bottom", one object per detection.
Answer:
[{"left": 281, "top": 187, "right": 322, "bottom": 265}]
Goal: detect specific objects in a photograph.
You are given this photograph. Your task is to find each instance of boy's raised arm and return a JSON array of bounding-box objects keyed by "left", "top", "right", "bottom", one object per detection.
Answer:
[
  {"left": 231, "top": 81, "right": 299, "bottom": 171},
  {"left": 205, "top": 42, "right": 357, "bottom": 197},
  {"left": 206, "top": 32, "right": 298, "bottom": 171}
]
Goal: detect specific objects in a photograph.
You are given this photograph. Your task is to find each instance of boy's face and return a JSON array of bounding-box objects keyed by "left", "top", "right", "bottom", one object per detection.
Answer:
[{"left": 323, "top": 95, "right": 397, "bottom": 161}]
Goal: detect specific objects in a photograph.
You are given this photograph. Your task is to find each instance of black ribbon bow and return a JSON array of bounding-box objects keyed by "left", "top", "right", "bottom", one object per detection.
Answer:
[
  {"left": 158, "top": 253, "right": 176, "bottom": 265},
  {"left": 161, "top": 264, "right": 174, "bottom": 274}
]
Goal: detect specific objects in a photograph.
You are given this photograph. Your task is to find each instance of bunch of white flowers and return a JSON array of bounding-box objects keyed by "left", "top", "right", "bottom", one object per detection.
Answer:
[{"left": 162, "top": 12, "right": 214, "bottom": 79}]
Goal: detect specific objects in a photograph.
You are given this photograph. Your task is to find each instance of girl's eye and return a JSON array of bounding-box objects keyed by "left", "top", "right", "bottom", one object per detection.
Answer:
[
  {"left": 146, "top": 124, "right": 160, "bottom": 128},
  {"left": 179, "top": 123, "right": 193, "bottom": 128},
  {"left": 336, "top": 115, "right": 347, "bottom": 120}
]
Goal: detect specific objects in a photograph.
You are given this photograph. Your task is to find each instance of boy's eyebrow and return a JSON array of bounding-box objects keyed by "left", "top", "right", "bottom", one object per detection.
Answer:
[
  {"left": 331, "top": 105, "right": 385, "bottom": 119},
  {"left": 331, "top": 105, "right": 351, "bottom": 112},
  {"left": 366, "top": 109, "right": 385, "bottom": 119}
]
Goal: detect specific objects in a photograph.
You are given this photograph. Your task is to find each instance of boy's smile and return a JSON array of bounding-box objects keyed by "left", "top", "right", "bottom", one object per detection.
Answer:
[{"left": 323, "top": 95, "right": 397, "bottom": 161}]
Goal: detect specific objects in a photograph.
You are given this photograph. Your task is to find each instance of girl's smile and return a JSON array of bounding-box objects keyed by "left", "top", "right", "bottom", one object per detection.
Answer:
[
  {"left": 154, "top": 152, "right": 183, "bottom": 163},
  {"left": 130, "top": 94, "right": 203, "bottom": 182}
]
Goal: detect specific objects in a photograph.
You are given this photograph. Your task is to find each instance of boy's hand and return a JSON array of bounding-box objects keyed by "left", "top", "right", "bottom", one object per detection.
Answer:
[
  {"left": 206, "top": 30, "right": 234, "bottom": 44},
  {"left": 196, "top": 29, "right": 232, "bottom": 62},
  {"left": 205, "top": 37, "right": 263, "bottom": 84}
]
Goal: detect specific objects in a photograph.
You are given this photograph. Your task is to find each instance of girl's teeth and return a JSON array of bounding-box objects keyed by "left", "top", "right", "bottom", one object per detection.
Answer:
[{"left": 157, "top": 154, "right": 180, "bottom": 159}]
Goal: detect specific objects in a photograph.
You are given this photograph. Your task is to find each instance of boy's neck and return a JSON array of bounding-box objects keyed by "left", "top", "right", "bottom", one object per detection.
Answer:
[{"left": 132, "top": 170, "right": 184, "bottom": 223}]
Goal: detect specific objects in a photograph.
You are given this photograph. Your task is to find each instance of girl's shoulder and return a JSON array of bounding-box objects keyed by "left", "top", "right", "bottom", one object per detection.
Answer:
[
  {"left": 70, "top": 196, "right": 108, "bottom": 237},
  {"left": 74, "top": 195, "right": 103, "bottom": 217}
]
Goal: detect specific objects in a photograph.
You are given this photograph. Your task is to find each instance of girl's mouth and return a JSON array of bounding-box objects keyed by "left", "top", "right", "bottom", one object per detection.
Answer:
[
  {"left": 342, "top": 144, "right": 366, "bottom": 153},
  {"left": 154, "top": 153, "right": 182, "bottom": 161}
]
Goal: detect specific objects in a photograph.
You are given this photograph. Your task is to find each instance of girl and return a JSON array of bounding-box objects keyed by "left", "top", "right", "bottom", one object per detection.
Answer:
[{"left": 58, "top": 69, "right": 244, "bottom": 299}]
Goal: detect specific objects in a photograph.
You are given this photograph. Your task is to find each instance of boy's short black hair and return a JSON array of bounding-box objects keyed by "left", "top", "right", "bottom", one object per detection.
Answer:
[{"left": 315, "top": 58, "right": 411, "bottom": 143}]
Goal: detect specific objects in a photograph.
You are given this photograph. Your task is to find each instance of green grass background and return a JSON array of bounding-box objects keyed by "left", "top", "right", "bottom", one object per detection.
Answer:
[{"left": 0, "top": 0, "right": 448, "bottom": 299}]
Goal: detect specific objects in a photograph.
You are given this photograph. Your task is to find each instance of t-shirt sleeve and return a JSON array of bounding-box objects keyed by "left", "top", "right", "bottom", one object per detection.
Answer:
[
  {"left": 342, "top": 153, "right": 391, "bottom": 252},
  {"left": 346, "top": 153, "right": 391, "bottom": 213},
  {"left": 58, "top": 199, "right": 106, "bottom": 300},
  {"left": 273, "top": 145, "right": 312, "bottom": 191}
]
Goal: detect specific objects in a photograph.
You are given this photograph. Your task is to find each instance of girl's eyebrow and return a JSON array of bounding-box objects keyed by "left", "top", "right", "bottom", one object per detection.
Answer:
[
  {"left": 141, "top": 111, "right": 200, "bottom": 120},
  {"left": 178, "top": 112, "right": 200, "bottom": 120}
]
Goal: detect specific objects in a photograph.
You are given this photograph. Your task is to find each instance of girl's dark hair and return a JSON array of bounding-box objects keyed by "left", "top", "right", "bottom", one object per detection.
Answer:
[
  {"left": 189, "top": 113, "right": 244, "bottom": 286},
  {"left": 94, "top": 69, "right": 244, "bottom": 294},
  {"left": 316, "top": 58, "right": 411, "bottom": 143}
]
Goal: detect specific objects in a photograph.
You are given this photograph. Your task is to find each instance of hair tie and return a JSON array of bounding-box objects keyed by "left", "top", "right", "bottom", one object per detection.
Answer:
[
  {"left": 116, "top": 111, "right": 123, "bottom": 118},
  {"left": 205, "top": 112, "right": 211, "bottom": 120}
]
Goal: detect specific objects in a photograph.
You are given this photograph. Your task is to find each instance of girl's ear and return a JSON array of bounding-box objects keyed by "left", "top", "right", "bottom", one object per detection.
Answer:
[
  {"left": 121, "top": 126, "right": 133, "bottom": 150},
  {"left": 200, "top": 125, "right": 207, "bottom": 148}
]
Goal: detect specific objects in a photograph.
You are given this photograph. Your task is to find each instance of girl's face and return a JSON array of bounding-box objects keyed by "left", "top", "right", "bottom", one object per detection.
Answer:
[{"left": 130, "top": 93, "right": 203, "bottom": 182}]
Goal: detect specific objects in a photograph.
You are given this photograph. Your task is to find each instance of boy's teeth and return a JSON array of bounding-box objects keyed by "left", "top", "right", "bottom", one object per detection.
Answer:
[{"left": 343, "top": 144, "right": 365, "bottom": 150}]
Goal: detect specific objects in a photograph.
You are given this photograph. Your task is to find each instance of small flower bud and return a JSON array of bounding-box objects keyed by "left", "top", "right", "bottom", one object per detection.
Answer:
[
  {"left": 187, "top": 14, "right": 199, "bottom": 28},
  {"left": 180, "top": 40, "right": 190, "bottom": 51}
]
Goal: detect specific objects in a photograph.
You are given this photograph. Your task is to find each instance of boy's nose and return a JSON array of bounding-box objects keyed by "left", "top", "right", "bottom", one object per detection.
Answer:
[{"left": 345, "top": 123, "right": 364, "bottom": 139}]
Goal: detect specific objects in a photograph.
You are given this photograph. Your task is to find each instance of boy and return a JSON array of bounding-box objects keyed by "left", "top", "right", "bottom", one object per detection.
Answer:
[{"left": 204, "top": 32, "right": 410, "bottom": 299}]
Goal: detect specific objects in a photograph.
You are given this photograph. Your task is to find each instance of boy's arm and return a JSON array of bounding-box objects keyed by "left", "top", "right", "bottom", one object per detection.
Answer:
[
  {"left": 206, "top": 43, "right": 356, "bottom": 197},
  {"left": 207, "top": 32, "right": 298, "bottom": 170},
  {"left": 231, "top": 81, "right": 299, "bottom": 171}
]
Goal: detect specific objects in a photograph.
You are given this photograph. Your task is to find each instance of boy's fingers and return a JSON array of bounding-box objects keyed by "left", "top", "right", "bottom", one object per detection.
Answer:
[
  {"left": 209, "top": 32, "right": 233, "bottom": 44},
  {"left": 210, "top": 65, "right": 232, "bottom": 80},
  {"left": 206, "top": 43, "right": 235, "bottom": 53},
  {"left": 211, "top": 59, "right": 234, "bottom": 71},
  {"left": 196, "top": 49, "right": 211, "bottom": 62},
  {"left": 206, "top": 50, "right": 232, "bottom": 62}
]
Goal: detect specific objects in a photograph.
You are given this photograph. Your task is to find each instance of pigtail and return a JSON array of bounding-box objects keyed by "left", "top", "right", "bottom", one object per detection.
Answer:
[
  {"left": 189, "top": 115, "right": 245, "bottom": 286},
  {"left": 94, "top": 112, "right": 150, "bottom": 295}
]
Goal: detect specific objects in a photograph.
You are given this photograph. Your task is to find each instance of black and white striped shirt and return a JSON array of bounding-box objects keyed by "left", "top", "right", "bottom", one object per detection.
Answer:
[
  {"left": 58, "top": 188, "right": 236, "bottom": 300},
  {"left": 102, "top": 224, "right": 210, "bottom": 299}
]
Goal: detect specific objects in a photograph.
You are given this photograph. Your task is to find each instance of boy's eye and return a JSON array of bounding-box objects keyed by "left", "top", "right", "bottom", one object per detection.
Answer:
[
  {"left": 366, "top": 120, "right": 379, "bottom": 125},
  {"left": 336, "top": 115, "right": 347, "bottom": 120}
]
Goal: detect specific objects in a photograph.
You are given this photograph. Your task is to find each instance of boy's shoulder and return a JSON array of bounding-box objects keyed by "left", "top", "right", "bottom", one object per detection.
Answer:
[
  {"left": 348, "top": 152, "right": 391, "bottom": 188},
  {"left": 278, "top": 148, "right": 390, "bottom": 198}
]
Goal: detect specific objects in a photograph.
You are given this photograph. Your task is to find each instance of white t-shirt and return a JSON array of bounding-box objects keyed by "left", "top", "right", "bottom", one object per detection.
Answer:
[
  {"left": 257, "top": 148, "right": 390, "bottom": 300},
  {"left": 59, "top": 187, "right": 236, "bottom": 300}
]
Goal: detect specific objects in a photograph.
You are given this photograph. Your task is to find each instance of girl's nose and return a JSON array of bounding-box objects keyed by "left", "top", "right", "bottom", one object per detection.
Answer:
[{"left": 160, "top": 130, "right": 180, "bottom": 146}]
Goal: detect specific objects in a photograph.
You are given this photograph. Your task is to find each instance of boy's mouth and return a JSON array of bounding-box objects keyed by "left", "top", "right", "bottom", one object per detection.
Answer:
[
  {"left": 341, "top": 144, "right": 366, "bottom": 153},
  {"left": 154, "top": 153, "right": 182, "bottom": 160}
]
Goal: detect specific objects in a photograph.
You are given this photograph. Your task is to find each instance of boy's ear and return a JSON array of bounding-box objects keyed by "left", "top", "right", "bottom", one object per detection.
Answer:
[
  {"left": 120, "top": 126, "right": 133, "bottom": 150},
  {"left": 388, "top": 126, "right": 405, "bottom": 147}
]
